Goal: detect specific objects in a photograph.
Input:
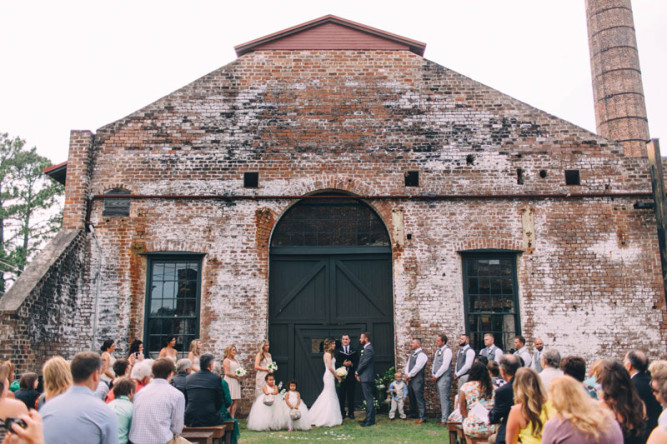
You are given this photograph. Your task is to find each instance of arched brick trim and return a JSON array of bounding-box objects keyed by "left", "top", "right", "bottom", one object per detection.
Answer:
[
  {"left": 98, "top": 184, "right": 133, "bottom": 194},
  {"left": 455, "top": 239, "right": 524, "bottom": 252}
]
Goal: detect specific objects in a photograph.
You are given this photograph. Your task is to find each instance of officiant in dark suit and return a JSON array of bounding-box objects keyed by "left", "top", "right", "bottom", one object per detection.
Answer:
[{"left": 335, "top": 334, "right": 359, "bottom": 419}]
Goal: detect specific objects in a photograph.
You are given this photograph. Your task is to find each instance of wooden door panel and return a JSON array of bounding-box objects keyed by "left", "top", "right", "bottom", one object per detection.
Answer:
[
  {"left": 269, "top": 257, "right": 328, "bottom": 321},
  {"left": 269, "top": 252, "right": 393, "bottom": 405}
]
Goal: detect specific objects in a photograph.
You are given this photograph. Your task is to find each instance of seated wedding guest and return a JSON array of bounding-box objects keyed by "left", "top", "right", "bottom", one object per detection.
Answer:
[
  {"left": 538, "top": 348, "right": 563, "bottom": 390},
  {"left": 185, "top": 353, "right": 225, "bottom": 427},
  {"left": 284, "top": 379, "right": 310, "bottom": 431},
  {"left": 129, "top": 358, "right": 184, "bottom": 444},
  {"left": 488, "top": 361, "right": 506, "bottom": 389},
  {"left": 105, "top": 359, "right": 132, "bottom": 403},
  {"left": 561, "top": 356, "right": 598, "bottom": 399},
  {"left": 2, "top": 361, "right": 18, "bottom": 395},
  {"left": 94, "top": 358, "right": 111, "bottom": 401},
  {"left": 14, "top": 372, "right": 39, "bottom": 410},
  {"left": 108, "top": 377, "right": 135, "bottom": 444},
  {"left": 649, "top": 360, "right": 667, "bottom": 376},
  {"left": 100, "top": 339, "right": 117, "bottom": 384},
  {"left": 3, "top": 409, "right": 45, "bottom": 444},
  {"left": 188, "top": 339, "right": 202, "bottom": 372},
  {"left": 454, "top": 361, "right": 495, "bottom": 439},
  {"left": 127, "top": 340, "right": 144, "bottom": 361},
  {"left": 247, "top": 374, "right": 286, "bottom": 431},
  {"left": 41, "top": 352, "right": 118, "bottom": 444},
  {"left": 489, "top": 354, "right": 521, "bottom": 444},
  {"left": 598, "top": 360, "right": 646, "bottom": 443},
  {"left": 625, "top": 350, "right": 662, "bottom": 442},
  {"left": 37, "top": 356, "right": 72, "bottom": 409},
  {"left": 542, "top": 376, "right": 623, "bottom": 444},
  {"left": 171, "top": 359, "right": 192, "bottom": 400},
  {"left": 0, "top": 363, "right": 29, "bottom": 443},
  {"left": 130, "top": 359, "right": 152, "bottom": 393},
  {"left": 648, "top": 367, "right": 667, "bottom": 443},
  {"left": 506, "top": 368, "right": 550, "bottom": 444},
  {"left": 213, "top": 362, "right": 240, "bottom": 444}
]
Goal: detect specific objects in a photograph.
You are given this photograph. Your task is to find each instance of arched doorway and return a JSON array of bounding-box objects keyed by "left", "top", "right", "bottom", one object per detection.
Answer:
[{"left": 269, "top": 193, "right": 394, "bottom": 405}]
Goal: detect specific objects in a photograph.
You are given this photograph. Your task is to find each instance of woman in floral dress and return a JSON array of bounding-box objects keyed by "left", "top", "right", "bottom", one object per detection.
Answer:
[{"left": 458, "top": 361, "right": 496, "bottom": 438}]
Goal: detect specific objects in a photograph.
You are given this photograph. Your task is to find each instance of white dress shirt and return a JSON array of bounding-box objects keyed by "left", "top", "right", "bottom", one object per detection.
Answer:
[
  {"left": 404, "top": 347, "right": 428, "bottom": 378},
  {"left": 455, "top": 345, "right": 476, "bottom": 377},
  {"left": 129, "top": 378, "right": 185, "bottom": 444},
  {"left": 431, "top": 345, "right": 453, "bottom": 379},
  {"left": 515, "top": 346, "right": 532, "bottom": 368}
]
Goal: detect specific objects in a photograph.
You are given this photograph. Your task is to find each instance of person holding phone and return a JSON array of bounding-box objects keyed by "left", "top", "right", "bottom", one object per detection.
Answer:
[{"left": 0, "top": 363, "right": 29, "bottom": 443}]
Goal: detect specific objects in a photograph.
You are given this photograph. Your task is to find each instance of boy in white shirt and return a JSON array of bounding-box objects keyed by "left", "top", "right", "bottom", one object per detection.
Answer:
[{"left": 388, "top": 372, "right": 408, "bottom": 420}]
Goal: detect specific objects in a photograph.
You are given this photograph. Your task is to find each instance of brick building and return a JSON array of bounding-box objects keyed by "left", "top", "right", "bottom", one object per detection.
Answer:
[{"left": 1, "top": 7, "right": 665, "bottom": 412}]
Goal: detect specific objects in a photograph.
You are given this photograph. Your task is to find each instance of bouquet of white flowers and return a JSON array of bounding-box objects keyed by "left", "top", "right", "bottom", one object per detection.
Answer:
[
  {"left": 267, "top": 362, "right": 278, "bottom": 373},
  {"left": 335, "top": 367, "right": 348, "bottom": 378},
  {"left": 235, "top": 367, "right": 247, "bottom": 377}
]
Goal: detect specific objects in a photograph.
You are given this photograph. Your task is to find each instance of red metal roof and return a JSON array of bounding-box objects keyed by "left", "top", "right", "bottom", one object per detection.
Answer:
[
  {"left": 43, "top": 161, "right": 67, "bottom": 185},
  {"left": 234, "top": 15, "right": 426, "bottom": 57}
]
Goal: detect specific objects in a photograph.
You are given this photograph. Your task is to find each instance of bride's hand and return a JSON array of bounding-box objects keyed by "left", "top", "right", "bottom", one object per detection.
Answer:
[{"left": 336, "top": 376, "right": 342, "bottom": 383}]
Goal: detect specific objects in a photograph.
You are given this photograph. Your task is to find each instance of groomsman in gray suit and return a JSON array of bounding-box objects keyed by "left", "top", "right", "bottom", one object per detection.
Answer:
[
  {"left": 431, "top": 334, "right": 452, "bottom": 425},
  {"left": 405, "top": 338, "right": 428, "bottom": 423},
  {"left": 355, "top": 331, "right": 375, "bottom": 427}
]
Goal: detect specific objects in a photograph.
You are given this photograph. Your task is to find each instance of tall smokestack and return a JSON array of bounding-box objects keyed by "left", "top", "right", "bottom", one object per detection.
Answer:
[{"left": 585, "top": 0, "right": 650, "bottom": 157}]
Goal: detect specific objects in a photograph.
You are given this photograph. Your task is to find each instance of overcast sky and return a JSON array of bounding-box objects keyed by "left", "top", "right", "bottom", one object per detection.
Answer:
[{"left": 0, "top": 0, "right": 665, "bottom": 164}]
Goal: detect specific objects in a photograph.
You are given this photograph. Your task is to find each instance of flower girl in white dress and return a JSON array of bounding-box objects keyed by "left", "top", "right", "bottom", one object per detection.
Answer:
[
  {"left": 284, "top": 380, "right": 310, "bottom": 431},
  {"left": 247, "top": 374, "right": 288, "bottom": 431}
]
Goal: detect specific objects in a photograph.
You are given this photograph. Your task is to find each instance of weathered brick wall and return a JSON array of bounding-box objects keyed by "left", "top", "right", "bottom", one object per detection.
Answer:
[
  {"left": 0, "top": 229, "right": 92, "bottom": 374},
  {"left": 60, "top": 49, "right": 665, "bottom": 413}
]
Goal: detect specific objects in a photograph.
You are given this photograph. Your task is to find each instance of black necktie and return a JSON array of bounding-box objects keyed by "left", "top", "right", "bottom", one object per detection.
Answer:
[{"left": 345, "top": 347, "right": 349, "bottom": 354}]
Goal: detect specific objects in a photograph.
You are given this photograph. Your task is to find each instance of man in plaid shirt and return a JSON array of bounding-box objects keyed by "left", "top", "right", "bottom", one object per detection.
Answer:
[{"left": 129, "top": 358, "right": 185, "bottom": 444}]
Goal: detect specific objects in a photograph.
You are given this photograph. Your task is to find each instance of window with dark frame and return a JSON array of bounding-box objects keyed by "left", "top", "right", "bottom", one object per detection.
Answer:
[
  {"left": 144, "top": 255, "right": 202, "bottom": 359},
  {"left": 404, "top": 171, "right": 419, "bottom": 187},
  {"left": 462, "top": 253, "right": 521, "bottom": 352},
  {"left": 244, "top": 172, "right": 259, "bottom": 188},
  {"left": 565, "top": 169, "right": 581, "bottom": 186},
  {"left": 102, "top": 189, "right": 131, "bottom": 217}
]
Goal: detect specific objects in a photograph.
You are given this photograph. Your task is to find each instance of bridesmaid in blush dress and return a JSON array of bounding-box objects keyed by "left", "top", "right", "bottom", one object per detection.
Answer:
[{"left": 223, "top": 344, "right": 243, "bottom": 418}]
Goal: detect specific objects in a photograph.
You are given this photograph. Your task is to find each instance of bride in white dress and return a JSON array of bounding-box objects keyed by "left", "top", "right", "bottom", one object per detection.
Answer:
[{"left": 309, "top": 337, "right": 343, "bottom": 427}]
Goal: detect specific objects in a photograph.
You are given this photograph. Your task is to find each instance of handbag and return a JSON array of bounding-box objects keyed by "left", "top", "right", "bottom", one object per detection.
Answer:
[
  {"left": 263, "top": 394, "right": 275, "bottom": 406},
  {"left": 289, "top": 408, "right": 301, "bottom": 420}
]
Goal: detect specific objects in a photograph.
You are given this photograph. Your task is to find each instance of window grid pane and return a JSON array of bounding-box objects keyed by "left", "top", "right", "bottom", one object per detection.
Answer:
[
  {"left": 145, "top": 258, "right": 201, "bottom": 359},
  {"left": 463, "top": 256, "right": 519, "bottom": 352}
]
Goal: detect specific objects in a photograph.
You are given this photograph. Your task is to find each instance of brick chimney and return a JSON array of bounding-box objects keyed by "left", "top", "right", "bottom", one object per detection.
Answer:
[{"left": 585, "top": 0, "right": 650, "bottom": 157}]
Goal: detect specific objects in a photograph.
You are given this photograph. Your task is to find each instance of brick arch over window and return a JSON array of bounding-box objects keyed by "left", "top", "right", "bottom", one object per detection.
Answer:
[
  {"left": 455, "top": 239, "right": 524, "bottom": 253},
  {"left": 270, "top": 191, "right": 390, "bottom": 247}
]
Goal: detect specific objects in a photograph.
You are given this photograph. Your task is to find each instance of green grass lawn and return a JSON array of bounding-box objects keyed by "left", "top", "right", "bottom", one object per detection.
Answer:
[{"left": 238, "top": 414, "right": 451, "bottom": 443}]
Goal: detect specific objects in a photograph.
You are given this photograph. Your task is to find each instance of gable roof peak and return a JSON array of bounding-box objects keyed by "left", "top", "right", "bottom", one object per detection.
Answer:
[{"left": 234, "top": 14, "right": 426, "bottom": 57}]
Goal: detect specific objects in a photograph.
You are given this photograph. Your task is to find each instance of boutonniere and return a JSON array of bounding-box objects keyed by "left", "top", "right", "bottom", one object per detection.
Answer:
[
  {"left": 437, "top": 350, "right": 442, "bottom": 356},
  {"left": 361, "top": 350, "right": 365, "bottom": 355}
]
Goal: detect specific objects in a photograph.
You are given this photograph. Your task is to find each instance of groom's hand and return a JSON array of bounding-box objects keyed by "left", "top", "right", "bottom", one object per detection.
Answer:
[
  {"left": 344, "top": 360, "right": 351, "bottom": 367},
  {"left": 355, "top": 374, "right": 360, "bottom": 382}
]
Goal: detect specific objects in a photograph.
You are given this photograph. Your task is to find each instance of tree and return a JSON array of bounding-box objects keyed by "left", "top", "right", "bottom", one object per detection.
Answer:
[{"left": 0, "top": 133, "right": 64, "bottom": 295}]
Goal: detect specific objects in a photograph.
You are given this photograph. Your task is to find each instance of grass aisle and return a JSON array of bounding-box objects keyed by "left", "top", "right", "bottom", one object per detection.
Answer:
[{"left": 238, "top": 415, "right": 451, "bottom": 443}]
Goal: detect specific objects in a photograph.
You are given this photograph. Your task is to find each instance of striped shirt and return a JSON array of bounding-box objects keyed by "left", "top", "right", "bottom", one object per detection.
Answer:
[{"left": 128, "top": 379, "right": 185, "bottom": 444}]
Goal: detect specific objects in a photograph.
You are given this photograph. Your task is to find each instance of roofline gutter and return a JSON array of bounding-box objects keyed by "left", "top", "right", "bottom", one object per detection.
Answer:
[{"left": 90, "top": 192, "right": 653, "bottom": 201}]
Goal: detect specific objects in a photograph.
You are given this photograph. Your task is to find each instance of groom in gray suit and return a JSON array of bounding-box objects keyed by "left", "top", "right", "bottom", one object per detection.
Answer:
[{"left": 355, "top": 331, "right": 375, "bottom": 427}]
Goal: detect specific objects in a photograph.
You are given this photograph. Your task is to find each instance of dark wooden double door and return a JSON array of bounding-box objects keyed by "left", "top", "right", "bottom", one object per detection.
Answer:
[{"left": 269, "top": 248, "right": 394, "bottom": 405}]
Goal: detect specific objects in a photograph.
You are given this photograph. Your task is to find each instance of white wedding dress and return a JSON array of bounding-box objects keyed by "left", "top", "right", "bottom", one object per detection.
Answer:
[{"left": 309, "top": 355, "right": 343, "bottom": 427}]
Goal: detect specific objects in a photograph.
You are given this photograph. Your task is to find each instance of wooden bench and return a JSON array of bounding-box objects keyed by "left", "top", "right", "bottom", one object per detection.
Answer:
[
  {"left": 181, "top": 422, "right": 235, "bottom": 444},
  {"left": 446, "top": 421, "right": 462, "bottom": 444},
  {"left": 445, "top": 421, "right": 489, "bottom": 444}
]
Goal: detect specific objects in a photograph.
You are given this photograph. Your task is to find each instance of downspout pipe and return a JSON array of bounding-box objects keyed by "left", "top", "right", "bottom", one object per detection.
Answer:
[{"left": 89, "top": 222, "right": 103, "bottom": 352}]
